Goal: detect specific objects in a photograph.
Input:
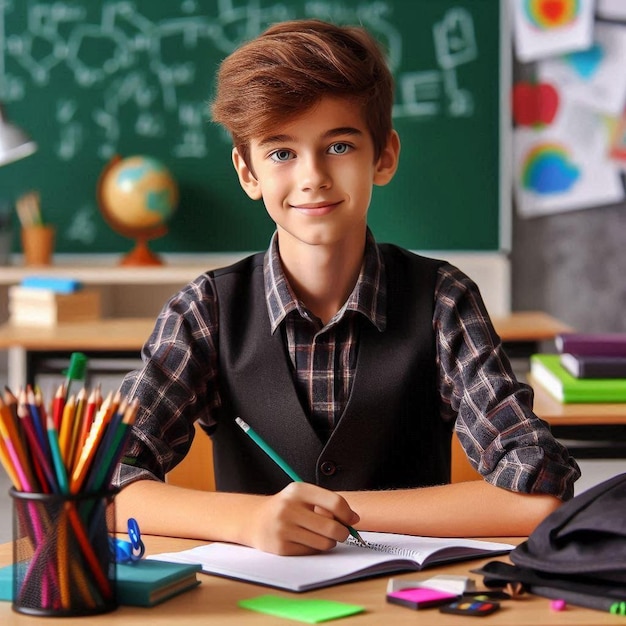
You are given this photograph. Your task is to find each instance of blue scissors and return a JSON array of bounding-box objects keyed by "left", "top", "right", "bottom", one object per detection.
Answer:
[{"left": 110, "top": 517, "right": 145, "bottom": 563}]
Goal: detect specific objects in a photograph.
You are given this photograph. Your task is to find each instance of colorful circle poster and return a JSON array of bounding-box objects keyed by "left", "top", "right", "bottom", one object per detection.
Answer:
[{"left": 513, "top": 0, "right": 594, "bottom": 62}]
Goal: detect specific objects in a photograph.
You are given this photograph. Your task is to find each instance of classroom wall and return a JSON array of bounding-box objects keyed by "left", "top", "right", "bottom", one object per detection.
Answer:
[{"left": 512, "top": 202, "right": 626, "bottom": 333}]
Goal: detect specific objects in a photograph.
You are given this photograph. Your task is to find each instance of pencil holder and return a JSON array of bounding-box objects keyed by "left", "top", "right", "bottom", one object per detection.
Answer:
[
  {"left": 20, "top": 224, "right": 55, "bottom": 266},
  {"left": 10, "top": 487, "right": 118, "bottom": 617}
]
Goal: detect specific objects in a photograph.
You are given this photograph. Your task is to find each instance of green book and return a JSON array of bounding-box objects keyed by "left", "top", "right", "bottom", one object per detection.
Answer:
[
  {"left": 115, "top": 559, "right": 202, "bottom": 607},
  {"left": 531, "top": 354, "right": 626, "bottom": 403}
]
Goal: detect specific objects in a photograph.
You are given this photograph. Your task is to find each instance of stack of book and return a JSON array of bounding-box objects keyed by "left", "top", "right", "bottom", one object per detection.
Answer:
[
  {"left": 531, "top": 333, "right": 626, "bottom": 403},
  {"left": 8, "top": 277, "right": 101, "bottom": 327}
]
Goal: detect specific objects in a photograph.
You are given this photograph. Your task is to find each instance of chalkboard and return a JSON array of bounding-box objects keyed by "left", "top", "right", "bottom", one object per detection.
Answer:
[{"left": 0, "top": 0, "right": 503, "bottom": 254}]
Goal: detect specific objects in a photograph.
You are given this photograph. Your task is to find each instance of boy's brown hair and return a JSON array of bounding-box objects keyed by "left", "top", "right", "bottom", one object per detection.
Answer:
[{"left": 211, "top": 19, "right": 394, "bottom": 166}]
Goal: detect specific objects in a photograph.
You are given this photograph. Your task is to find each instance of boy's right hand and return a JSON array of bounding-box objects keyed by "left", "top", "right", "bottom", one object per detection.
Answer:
[{"left": 243, "top": 482, "right": 360, "bottom": 556}]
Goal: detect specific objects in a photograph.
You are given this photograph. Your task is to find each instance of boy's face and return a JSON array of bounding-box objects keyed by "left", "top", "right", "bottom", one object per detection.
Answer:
[{"left": 232, "top": 96, "right": 399, "bottom": 251}]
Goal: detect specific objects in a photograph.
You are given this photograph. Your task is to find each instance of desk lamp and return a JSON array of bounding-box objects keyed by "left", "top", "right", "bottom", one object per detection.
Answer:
[{"left": 0, "top": 103, "right": 37, "bottom": 166}]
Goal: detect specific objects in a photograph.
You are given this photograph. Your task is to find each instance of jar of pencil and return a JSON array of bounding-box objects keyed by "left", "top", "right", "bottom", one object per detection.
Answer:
[
  {"left": 16, "top": 190, "right": 55, "bottom": 266},
  {"left": 0, "top": 366, "right": 138, "bottom": 616},
  {"left": 11, "top": 488, "right": 118, "bottom": 616}
]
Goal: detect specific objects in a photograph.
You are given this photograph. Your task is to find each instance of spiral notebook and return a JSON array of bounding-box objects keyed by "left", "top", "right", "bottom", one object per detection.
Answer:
[{"left": 149, "top": 532, "right": 514, "bottom": 592}]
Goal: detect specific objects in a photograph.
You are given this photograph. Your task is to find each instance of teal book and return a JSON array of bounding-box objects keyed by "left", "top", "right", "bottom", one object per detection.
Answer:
[
  {"left": 0, "top": 561, "right": 202, "bottom": 607},
  {"left": 531, "top": 354, "right": 626, "bottom": 403},
  {"left": 0, "top": 564, "right": 12, "bottom": 601},
  {"left": 116, "top": 559, "right": 202, "bottom": 607}
]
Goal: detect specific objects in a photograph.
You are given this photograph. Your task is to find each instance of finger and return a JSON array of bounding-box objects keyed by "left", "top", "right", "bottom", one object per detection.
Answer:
[
  {"left": 272, "top": 491, "right": 352, "bottom": 549},
  {"left": 257, "top": 514, "right": 344, "bottom": 555},
  {"left": 284, "top": 482, "right": 360, "bottom": 527}
]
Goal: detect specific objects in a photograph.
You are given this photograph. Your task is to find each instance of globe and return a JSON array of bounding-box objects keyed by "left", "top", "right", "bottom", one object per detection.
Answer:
[{"left": 97, "top": 155, "right": 179, "bottom": 265}]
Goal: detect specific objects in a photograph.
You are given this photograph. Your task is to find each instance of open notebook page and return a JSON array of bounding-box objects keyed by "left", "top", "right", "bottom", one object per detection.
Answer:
[{"left": 149, "top": 532, "right": 513, "bottom": 592}]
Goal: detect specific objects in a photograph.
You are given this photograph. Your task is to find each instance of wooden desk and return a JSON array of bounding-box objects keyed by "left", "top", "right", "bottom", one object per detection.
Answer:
[
  {"left": 491, "top": 311, "right": 573, "bottom": 345},
  {"left": 0, "top": 535, "right": 621, "bottom": 625},
  {"left": 0, "top": 311, "right": 571, "bottom": 390}
]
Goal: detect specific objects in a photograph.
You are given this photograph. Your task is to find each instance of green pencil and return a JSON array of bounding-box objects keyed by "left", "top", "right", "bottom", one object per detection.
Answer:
[{"left": 235, "top": 417, "right": 367, "bottom": 546}]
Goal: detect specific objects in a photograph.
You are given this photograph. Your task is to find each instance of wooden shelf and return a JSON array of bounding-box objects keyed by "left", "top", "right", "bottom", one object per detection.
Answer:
[
  {"left": 0, "top": 318, "right": 155, "bottom": 351},
  {"left": 0, "top": 254, "right": 247, "bottom": 285}
]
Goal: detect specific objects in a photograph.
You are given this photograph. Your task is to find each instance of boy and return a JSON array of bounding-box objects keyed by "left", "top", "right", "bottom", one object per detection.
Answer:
[{"left": 114, "top": 19, "right": 579, "bottom": 556}]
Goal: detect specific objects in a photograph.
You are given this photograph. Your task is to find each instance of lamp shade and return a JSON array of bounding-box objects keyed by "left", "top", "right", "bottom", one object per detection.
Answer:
[{"left": 0, "top": 104, "right": 37, "bottom": 166}]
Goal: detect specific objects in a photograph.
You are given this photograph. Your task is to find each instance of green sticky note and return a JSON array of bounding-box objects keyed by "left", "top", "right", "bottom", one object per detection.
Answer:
[{"left": 238, "top": 594, "right": 365, "bottom": 623}]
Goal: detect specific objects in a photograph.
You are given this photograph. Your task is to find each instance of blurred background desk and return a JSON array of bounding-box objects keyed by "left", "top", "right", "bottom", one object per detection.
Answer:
[
  {"left": 0, "top": 317, "right": 153, "bottom": 392},
  {"left": 0, "top": 311, "right": 571, "bottom": 391}
]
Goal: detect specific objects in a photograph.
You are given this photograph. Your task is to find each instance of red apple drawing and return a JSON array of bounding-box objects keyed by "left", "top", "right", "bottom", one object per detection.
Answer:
[{"left": 512, "top": 82, "right": 559, "bottom": 127}]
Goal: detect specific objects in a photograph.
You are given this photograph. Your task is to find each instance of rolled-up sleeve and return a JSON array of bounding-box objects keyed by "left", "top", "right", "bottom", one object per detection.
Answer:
[
  {"left": 435, "top": 264, "right": 580, "bottom": 500},
  {"left": 112, "top": 274, "right": 221, "bottom": 489}
]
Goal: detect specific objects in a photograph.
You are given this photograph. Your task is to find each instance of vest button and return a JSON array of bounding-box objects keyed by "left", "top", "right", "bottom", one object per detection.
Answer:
[{"left": 320, "top": 461, "right": 337, "bottom": 476}]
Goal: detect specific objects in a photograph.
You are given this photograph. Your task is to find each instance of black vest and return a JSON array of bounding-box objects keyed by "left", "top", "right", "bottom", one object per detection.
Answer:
[{"left": 209, "top": 244, "right": 451, "bottom": 494}]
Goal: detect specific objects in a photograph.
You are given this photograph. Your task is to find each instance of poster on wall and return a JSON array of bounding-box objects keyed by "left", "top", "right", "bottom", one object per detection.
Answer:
[
  {"left": 514, "top": 100, "right": 624, "bottom": 217},
  {"left": 512, "top": 0, "right": 595, "bottom": 62},
  {"left": 538, "top": 22, "right": 626, "bottom": 116}
]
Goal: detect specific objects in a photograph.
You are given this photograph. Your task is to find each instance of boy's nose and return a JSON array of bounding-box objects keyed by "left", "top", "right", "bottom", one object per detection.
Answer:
[{"left": 298, "top": 155, "right": 331, "bottom": 191}]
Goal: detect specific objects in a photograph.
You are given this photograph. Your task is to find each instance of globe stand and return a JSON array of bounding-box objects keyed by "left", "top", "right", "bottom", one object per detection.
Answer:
[
  {"left": 120, "top": 236, "right": 163, "bottom": 266},
  {"left": 97, "top": 154, "right": 178, "bottom": 267}
]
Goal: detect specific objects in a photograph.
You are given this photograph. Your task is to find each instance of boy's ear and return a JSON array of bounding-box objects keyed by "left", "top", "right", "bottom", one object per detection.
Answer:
[
  {"left": 232, "top": 147, "right": 262, "bottom": 200},
  {"left": 373, "top": 130, "right": 401, "bottom": 186}
]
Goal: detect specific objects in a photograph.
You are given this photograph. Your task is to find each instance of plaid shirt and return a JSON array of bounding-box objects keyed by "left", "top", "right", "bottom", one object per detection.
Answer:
[{"left": 114, "top": 232, "right": 579, "bottom": 499}]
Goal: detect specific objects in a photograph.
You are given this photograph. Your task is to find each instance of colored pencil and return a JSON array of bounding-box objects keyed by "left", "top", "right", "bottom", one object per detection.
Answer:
[
  {"left": 46, "top": 415, "right": 69, "bottom": 493},
  {"left": 17, "top": 400, "right": 55, "bottom": 493},
  {"left": 21, "top": 388, "right": 49, "bottom": 458},
  {"left": 57, "top": 508, "right": 71, "bottom": 609},
  {"left": 70, "top": 391, "right": 113, "bottom": 493},
  {"left": 0, "top": 431, "right": 20, "bottom": 488},
  {"left": 67, "top": 387, "right": 86, "bottom": 469},
  {"left": 89, "top": 398, "right": 138, "bottom": 492},
  {"left": 72, "top": 386, "right": 98, "bottom": 475},
  {"left": 3, "top": 386, "right": 18, "bottom": 420},
  {"left": 0, "top": 397, "right": 32, "bottom": 488},
  {"left": 58, "top": 393, "right": 76, "bottom": 463},
  {"left": 51, "top": 383, "right": 66, "bottom": 431},
  {"left": 0, "top": 412, "right": 28, "bottom": 490}
]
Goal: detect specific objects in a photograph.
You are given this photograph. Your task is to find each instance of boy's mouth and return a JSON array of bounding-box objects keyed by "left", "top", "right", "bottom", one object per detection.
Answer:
[{"left": 291, "top": 201, "right": 341, "bottom": 214}]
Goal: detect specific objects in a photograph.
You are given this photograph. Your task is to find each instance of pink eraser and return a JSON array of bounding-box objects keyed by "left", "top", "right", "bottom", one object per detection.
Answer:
[
  {"left": 550, "top": 599, "right": 567, "bottom": 612},
  {"left": 387, "top": 587, "right": 458, "bottom": 610}
]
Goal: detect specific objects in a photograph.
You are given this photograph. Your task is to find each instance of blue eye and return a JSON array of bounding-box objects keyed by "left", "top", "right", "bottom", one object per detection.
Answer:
[
  {"left": 329, "top": 143, "right": 351, "bottom": 155},
  {"left": 270, "top": 149, "right": 293, "bottom": 162}
]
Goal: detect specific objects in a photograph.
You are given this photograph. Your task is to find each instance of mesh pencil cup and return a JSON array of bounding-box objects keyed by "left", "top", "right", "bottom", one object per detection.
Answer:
[{"left": 10, "top": 487, "right": 118, "bottom": 617}]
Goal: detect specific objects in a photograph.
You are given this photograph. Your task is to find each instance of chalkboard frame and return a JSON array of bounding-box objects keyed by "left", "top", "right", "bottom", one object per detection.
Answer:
[{"left": 0, "top": 0, "right": 510, "bottom": 255}]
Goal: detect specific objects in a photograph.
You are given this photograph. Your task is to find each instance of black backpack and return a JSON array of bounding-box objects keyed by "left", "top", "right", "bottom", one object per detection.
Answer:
[{"left": 474, "top": 473, "right": 626, "bottom": 612}]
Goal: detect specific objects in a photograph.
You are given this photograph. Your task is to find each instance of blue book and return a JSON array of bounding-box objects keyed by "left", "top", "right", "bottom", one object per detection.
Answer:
[{"left": 20, "top": 276, "right": 82, "bottom": 293}]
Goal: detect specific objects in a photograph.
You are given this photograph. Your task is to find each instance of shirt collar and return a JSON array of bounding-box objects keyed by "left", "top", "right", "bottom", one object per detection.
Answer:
[{"left": 264, "top": 229, "right": 387, "bottom": 334}]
